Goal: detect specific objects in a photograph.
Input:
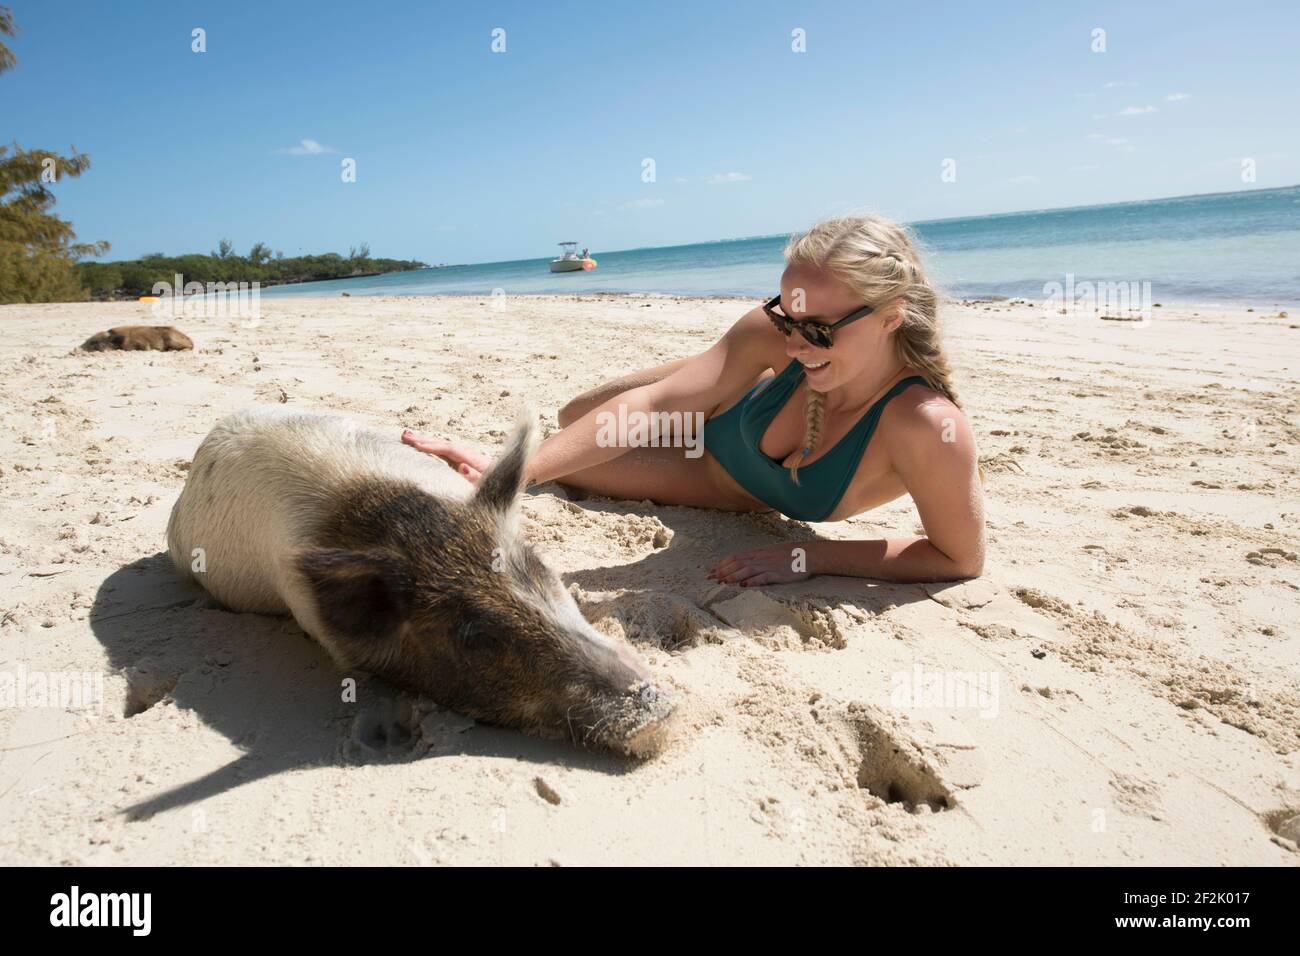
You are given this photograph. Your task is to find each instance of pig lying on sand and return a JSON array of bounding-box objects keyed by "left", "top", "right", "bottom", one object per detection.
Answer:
[
  {"left": 81, "top": 325, "right": 194, "bottom": 352},
  {"left": 166, "top": 406, "right": 677, "bottom": 757}
]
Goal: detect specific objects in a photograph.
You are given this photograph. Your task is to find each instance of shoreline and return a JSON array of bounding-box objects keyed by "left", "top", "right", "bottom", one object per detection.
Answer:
[
  {"left": 8, "top": 290, "right": 1297, "bottom": 335},
  {"left": 85, "top": 267, "right": 433, "bottom": 303},
  {"left": 249, "top": 286, "right": 1300, "bottom": 312},
  {"left": 244, "top": 288, "right": 1300, "bottom": 319}
]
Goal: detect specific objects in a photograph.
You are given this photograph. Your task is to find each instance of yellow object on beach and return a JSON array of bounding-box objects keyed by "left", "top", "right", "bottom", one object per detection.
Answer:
[
  {"left": 582, "top": 258, "right": 597, "bottom": 271},
  {"left": 138, "top": 295, "right": 159, "bottom": 302}
]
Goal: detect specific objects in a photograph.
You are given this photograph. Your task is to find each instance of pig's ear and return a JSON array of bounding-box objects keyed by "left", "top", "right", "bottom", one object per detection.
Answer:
[
  {"left": 474, "top": 405, "right": 538, "bottom": 514},
  {"left": 296, "top": 548, "right": 414, "bottom": 642}
]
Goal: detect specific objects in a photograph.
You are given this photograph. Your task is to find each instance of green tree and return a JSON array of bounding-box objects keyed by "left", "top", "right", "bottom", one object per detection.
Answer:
[
  {"left": 0, "top": 6, "right": 108, "bottom": 303},
  {"left": 0, "top": 7, "right": 15, "bottom": 74},
  {"left": 74, "top": 261, "right": 123, "bottom": 297}
]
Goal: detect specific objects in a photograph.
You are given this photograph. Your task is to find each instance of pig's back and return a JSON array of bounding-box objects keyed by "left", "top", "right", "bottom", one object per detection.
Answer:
[{"left": 166, "top": 406, "right": 466, "bottom": 613}]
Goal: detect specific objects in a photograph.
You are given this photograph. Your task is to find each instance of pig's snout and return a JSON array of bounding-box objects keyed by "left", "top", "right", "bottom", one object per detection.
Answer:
[
  {"left": 619, "top": 680, "right": 680, "bottom": 758},
  {"left": 637, "top": 682, "right": 662, "bottom": 708},
  {"left": 579, "top": 641, "right": 680, "bottom": 759}
]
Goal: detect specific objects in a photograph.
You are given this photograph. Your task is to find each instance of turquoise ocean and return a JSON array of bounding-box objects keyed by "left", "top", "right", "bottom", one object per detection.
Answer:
[{"left": 261, "top": 185, "right": 1300, "bottom": 306}]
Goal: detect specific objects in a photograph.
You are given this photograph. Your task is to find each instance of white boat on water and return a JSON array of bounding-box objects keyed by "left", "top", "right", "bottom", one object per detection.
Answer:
[{"left": 550, "top": 241, "right": 597, "bottom": 273}]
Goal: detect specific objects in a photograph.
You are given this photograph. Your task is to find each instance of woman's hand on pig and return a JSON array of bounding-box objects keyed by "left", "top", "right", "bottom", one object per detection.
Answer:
[{"left": 401, "top": 431, "right": 494, "bottom": 483}]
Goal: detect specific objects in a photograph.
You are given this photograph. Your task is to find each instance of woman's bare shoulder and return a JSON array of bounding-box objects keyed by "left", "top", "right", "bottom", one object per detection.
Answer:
[{"left": 881, "top": 378, "right": 977, "bottom": 464}]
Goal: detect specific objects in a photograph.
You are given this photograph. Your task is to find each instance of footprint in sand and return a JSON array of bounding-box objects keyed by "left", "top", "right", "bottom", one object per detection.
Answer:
[
  {"left": 837, "top": 702, "right": 983, "bottom": 813},
  {"left": 1262, "top": 809, "right": 1300, "bottom": 849},
  {"left": 122, "top": 664, "right": 180, "bottom": 718},
  {"left": 348, "top": 694, "right": 418, "bottom": 758}
]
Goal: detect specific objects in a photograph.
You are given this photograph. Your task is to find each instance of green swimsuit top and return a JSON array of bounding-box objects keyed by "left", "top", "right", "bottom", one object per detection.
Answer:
[{"left": 702, "top": 361, "right": 929, "bottom": 522}]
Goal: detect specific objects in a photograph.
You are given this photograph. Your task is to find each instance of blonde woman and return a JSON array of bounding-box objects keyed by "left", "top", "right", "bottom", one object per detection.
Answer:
[{"left": 404, "top": 216, "right": 985, "bottom": 585}]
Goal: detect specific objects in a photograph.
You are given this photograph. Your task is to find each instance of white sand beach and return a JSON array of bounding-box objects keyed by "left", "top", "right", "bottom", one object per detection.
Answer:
[{"left": 0, "top": 293, "right": 1296, "bottom": 865}]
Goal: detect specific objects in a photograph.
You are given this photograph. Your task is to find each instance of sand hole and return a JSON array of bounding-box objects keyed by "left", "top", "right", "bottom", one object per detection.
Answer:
[
  {"left": 123, "top": 672, "right": 178, "bottom": 717},
  {"left": 852, "top": 711, "right": 954, "bottom": 813},
  {"left": 352, "top": 697, "right": 416, "bottom": 754},
  {"left": 1262, "top": 808, "right": 1300, "bottom": 843}
]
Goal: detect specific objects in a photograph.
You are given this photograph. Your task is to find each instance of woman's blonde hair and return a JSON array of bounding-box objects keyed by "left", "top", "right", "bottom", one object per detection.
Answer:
[{"left": 783, "top": 215, "right": 960, "bottom": 486}]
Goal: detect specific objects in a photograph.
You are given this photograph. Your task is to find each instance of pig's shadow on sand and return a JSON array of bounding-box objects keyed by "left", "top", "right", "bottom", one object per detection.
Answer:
[
  {"left": 91, "top": 554, "right": 646, "bottom": 822},
  {"left": 91, "top": 498, "right": 930, "bottom": 822}
]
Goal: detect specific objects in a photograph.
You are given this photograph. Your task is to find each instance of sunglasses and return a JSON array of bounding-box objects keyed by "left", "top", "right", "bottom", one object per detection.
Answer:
[{"left": 762, "top": 294, "right": 874, "bottom": 349}]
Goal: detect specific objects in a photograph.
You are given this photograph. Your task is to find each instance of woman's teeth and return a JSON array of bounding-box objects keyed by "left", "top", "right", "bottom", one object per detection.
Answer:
[{"left": 801, "top": 360, "right": 830, "bottom": 371}]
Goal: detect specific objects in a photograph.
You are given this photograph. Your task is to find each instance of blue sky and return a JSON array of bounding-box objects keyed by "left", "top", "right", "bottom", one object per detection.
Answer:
[{"left": 5, "top": 0, "right": 1298, "bottom": 264}]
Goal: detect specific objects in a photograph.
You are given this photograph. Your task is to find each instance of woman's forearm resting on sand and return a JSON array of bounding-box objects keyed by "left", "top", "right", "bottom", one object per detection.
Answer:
[
  {"left": 807, "top": 536, "right": 982, "bottom": 582},
  {"left": 708, "top": 535, "right": 983, "bottom": 586}
]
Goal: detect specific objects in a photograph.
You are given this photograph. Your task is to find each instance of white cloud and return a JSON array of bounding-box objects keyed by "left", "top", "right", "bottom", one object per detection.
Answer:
[
  {"left": 1103, "top": 81, "right": 1138, "bottom": 88},
  {"left": 706, "top": 171, "right": 752, "bottom": 184},
  {"left": 1165, "top": 92, "right": 1191, "bottom": 101},
  {"left": 1069, "top": 164, "right": 1100, "bottom": 172},
  {"left": 277, "top": 138, "right": 338, "bottom": 156},
  {"left": 618, "top": 197, "right": 665, "bottom": 210},
  {"left": 1086, "top": 134, "right": 1129, "bottom": 146},
  {"left": 1117, "top": 105, "right": 1157, "bottom": 116},
  {"left": 1008, "top": 175, "right": 1039, "bottom": 185}
]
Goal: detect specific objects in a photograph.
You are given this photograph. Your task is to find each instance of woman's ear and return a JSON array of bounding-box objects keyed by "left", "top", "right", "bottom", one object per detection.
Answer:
[{"left": 881, "top": 297, "right": 907, "bottom": 334}]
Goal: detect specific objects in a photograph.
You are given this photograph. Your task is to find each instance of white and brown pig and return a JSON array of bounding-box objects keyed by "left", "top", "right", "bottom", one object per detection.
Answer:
[{"left": 166, "top": 406, "right": 676, "bottom": 756}]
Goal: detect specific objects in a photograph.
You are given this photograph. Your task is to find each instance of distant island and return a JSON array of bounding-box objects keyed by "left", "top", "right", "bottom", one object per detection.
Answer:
[{"left": 74, "top": 240, "right": 429, "bottom": 300}]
